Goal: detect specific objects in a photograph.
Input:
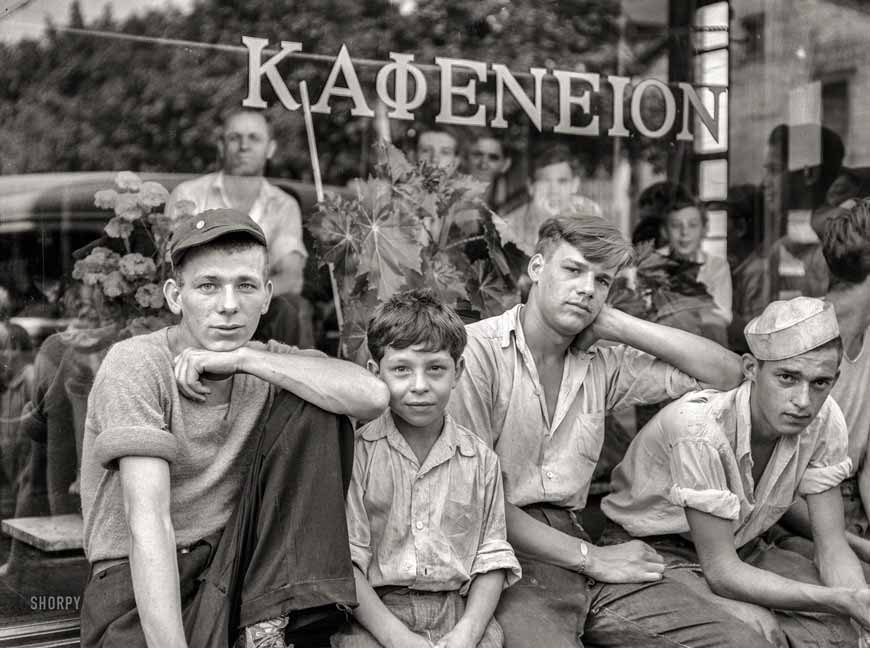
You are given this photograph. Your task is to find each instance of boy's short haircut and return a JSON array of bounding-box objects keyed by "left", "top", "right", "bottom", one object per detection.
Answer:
[
  {"left": 662, "top": 184, "right": 707, "bottom": 227},
  {"left": 173, "top": 232, "right": 270, "bottom": 283},
  {"left": 822, "top": 198, "right": 870, "bottom": 285},
  {"left": 534, "top": 215, "right": 636, "bottom": 274},
  {"left": 530, "top": 144, "right": 578, "bottom": 178},
  {"left": 367, "top": 289, "right": 467, "bottom": 363}
]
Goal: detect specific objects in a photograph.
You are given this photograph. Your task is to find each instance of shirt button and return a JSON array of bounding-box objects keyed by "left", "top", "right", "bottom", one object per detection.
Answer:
[
  {"left": 415, "top": 521, "right": 424, "bottom": 530},
  {"left": 546, "top": 471, "right": 554, "bottom": 479}
]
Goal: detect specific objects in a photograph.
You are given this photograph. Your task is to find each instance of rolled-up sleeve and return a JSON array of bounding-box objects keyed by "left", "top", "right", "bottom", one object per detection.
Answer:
[
  {"left": 599, "top": 345, "right": 702, "bottom": 411},
  {"left": 667, "top": 437, "right": 740, "bottom": 520},
  {"left": 800, "top": 399, "right": 852, "bottom": 495},
  {"left": 469, "top": 450, "right": 521, "bottom": 591},
  {"left": 88, "top": 345, "right": 176, "bottom": 470},
  {"left": 345, "top": 439, "right": 373, "bottom": 575}
]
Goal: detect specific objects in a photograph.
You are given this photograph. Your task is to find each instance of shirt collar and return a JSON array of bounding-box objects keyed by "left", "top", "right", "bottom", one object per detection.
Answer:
[
  {"left": 734, "top": 381, "right": 754, "bottom": 460},
  {"left": 211, "top": 171, "right": 269, "bottom": 205},
  {"left": 361, "top": 411, "right": 475, "bottom": 464},
  {"left": 496, "top": 304, "right": 523, "bottom": 349}
]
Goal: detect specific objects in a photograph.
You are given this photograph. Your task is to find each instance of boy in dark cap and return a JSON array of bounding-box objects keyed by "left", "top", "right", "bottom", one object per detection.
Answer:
[{"left": 79, "top": 208, "right": 390, "bottom": 648}]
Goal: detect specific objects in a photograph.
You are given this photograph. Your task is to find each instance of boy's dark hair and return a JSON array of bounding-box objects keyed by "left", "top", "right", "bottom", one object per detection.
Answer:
[
  {"left": 822, "top": 198, "right": 870, "bottom": 286},
  {"left": 367, "top": 289, "right": 467, "bottom": 363},
  {"left": 534, "top": 215, "right": 636, "bottom": 274},
  {"left": 530, "top": 144, "right": 578, "bottom": 178},
  {"left": 173, "top": 233, "right": 269, "bottom": 284}
]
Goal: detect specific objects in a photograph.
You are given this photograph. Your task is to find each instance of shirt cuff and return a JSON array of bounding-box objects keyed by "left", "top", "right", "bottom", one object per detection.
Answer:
[
  {"left": 667, "top": 485, "right": 740, "bottom": 520},
  {"left": 349, "top": 543, "right": 371, "bottom": 575},
  {"left": 469, "top": 541, "right": 522, "bottom": 591},
  {"left": 664, "top": 367, "right": 703, "bottom": 400},
  {"left": 93, "top": 426, "right": 178, "bottom": 470},
  {"left": 799, "top": 458, "right": 853, "bottom": 495}
]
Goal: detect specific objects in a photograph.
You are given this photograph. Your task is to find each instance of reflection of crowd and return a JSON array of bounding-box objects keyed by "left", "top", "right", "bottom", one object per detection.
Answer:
[{"left": 4, "top": 112, "right": 870, "bottom": 648}]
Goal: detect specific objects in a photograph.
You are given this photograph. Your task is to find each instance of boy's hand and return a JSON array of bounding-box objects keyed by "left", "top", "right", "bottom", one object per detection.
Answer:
[
  {"left": 434, "top": 621, "right": 476, "bottom": 648},
  {"left": 387, "top": 629, "right": 435, "bottom": 648},
  {"left": 173, "top": 348, "right": 246, "bottom": 401},
  {"left": 573, "top": 304, "right": 625, "bottom": 351},
  {"left": 584, "top": 540, "right": 665, "bottom": 583}
]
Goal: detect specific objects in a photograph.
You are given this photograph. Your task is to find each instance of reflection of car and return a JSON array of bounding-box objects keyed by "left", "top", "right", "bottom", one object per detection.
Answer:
[{"left": 0, "top": 172, "right": 343, "bottom": 346}]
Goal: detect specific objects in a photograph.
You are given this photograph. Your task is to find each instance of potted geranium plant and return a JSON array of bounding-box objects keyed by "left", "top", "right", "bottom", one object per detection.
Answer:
[{"left": 310, "top": 141, "right": 519, "bottom": 364}]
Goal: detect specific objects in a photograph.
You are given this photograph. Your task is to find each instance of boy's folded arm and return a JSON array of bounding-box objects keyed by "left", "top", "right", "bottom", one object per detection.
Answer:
[{"left": 437, "top": 570, "right": 505, "bottom": 648}]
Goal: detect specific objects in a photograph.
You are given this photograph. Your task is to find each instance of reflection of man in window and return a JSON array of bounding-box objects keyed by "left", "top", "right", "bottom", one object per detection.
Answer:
[
  {"left": 165, "top": 109, "right": 307, "bottom": 299},
  {"left": 467, "top": 129, "right": 512, "bottom": 207},
  {"left": 416, "top": 127, "right": 460, "bottom": 172},
  {"left": 732, "top": 124, "right": 844, "bottom": 339},
  {"left": 500, "top": 145, "right": 602, "bottom": 257}
]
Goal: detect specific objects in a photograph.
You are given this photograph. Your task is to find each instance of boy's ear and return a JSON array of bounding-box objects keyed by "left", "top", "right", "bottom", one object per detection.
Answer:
[
  {"left": 742, "top": 354, "right": 759, "bottom": 382},
  {"left": 452, "top": 356, "right": 466, "bottom": 385},
  {"left": 365, "top": 359, "right": 380, "bottom": 377},
  {"left": 163, "top": 279, "right": 183, "bottom": 315},
  {"left": 527, "top": 253, "right": 545, "bottom": 283}
]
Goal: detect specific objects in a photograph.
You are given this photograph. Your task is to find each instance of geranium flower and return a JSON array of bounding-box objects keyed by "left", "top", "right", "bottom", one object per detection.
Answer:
[
  {"left": 101, "top": 270, "right": 130, "bottom": 298},
  {"left": 138, "top": 181, "right": 170, "bottom": 208},
  {"left": 94, "top": 189, "right": 118, "bottom": 210},
  {"left": 105, "top": 216, "right": 134, "bottom": 239},
  {"left": 134, "top": 283, "right": 164, "bottom": 309},
  {"left": 114, "top": 192, "right": 142, "bottom": 222},
  {"left": 115, "top": 171, "right": 142, "bottom": 191},
  {"left": 119, "top": 253, "right": 156, "bottom": 280}
]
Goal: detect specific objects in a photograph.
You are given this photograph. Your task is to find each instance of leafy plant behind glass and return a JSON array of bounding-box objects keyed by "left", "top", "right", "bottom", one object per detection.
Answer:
[{"left": 310, "top": 141, "right": 520, "bottom": 363}]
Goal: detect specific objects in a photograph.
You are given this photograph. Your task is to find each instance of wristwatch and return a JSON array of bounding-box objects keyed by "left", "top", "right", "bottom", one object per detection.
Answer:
[{"left": 575, "top": 539, "right": 589, "bottom": 574}]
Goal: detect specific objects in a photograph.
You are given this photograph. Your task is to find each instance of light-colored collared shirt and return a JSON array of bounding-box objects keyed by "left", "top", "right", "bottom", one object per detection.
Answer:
[
  {"left": 832, "top": 324, "right": 870, "bottom": 476},
  {"left": 347, "top": 411, "right": 521, "bottom": 594},
  {"left": 447, "top": 305, "right": 703, "bottom": 510},
  {"left": 165, "top": 172, "right": 307, "bottom": 291},
  {"left": 602, "top": 382, "right": 852, "bottom": 548}
]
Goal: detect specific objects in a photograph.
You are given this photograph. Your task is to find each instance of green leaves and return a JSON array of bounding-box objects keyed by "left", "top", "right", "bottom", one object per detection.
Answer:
[{"left": 311, "top": 141, "right": 520, "bottom": 363}]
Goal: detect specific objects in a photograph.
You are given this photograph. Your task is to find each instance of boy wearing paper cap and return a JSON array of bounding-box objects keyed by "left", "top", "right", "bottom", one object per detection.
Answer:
[{"left": 602, "top": 297, "right": 870, "bottom": 648}]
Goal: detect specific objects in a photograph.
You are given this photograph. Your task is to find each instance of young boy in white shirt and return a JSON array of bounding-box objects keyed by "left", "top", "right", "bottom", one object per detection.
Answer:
[{"left": 333, "top": 290, "right": 520, "bottom": 648}]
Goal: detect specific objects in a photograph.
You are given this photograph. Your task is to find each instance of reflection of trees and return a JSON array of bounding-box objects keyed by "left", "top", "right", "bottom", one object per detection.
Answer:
[{"left": 0, "top": 0, "right": 675, "bottom": 183}]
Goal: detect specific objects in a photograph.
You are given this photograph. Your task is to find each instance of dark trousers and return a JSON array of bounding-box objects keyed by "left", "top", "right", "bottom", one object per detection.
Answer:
[
  {"left": 80, "top": 390, "right": 357, "bottom": 648},
  {"left": 496, "top": 506, "right": 773, "bottom": 648}
]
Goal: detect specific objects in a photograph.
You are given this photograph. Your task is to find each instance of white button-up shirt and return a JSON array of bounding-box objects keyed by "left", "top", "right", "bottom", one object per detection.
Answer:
[
  {"left": 448, "top": 305, "right": 703, "bottom": 510},
  {"left": 602, "top": 382, "right": 852, "bottom": 547},
  {"left": 346, "top": 412, "right": 521, "bottom": 594}
]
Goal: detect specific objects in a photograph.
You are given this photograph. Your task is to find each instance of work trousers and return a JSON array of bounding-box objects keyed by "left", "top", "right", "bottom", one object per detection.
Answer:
[
  {"left": 80, "top": 390, "right": 357, "bottom": 648},
  {"left": 496, "top": 506, "right": 773, "bottom": 648}
]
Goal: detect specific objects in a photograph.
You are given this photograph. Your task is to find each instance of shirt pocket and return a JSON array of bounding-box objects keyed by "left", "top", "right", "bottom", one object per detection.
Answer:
[
  {"left": 442, "top": 496, "right": 476, "bottom": 560},
  {"left": 574, "top": 411, "right": 606, "bottom": 475}
]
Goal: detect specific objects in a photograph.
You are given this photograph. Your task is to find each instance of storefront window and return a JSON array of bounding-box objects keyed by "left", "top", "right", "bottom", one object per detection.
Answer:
[{"left": 2, "top": 0, "right": 861, "bottom": 641}]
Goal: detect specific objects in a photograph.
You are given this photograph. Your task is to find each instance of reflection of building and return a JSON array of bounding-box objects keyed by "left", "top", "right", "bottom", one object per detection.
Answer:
[{"left": 731, "top": 0, "right": 870, "bottom": 188}]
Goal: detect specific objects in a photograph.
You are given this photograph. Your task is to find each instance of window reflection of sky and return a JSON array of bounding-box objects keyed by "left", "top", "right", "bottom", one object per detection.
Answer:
[{"left": 0, "top": 0, "right": 193, "bottom": 42}]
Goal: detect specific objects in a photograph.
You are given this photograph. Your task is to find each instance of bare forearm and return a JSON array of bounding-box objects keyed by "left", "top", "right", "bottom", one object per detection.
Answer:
[
  {"left": 128, "top": 515, "right": 187, "bottom": 648},
  {"left": 608, "top": 310, "right": 742, "bottom": 389},
  {"left": 455, "top": 571, "right": 504, "bottom": 643},
  {"left": 350, "top": 567, "right": 416, "bottom": 648},
  {"left": 860, "top": 467, "right": 870, "bottom": 531},
  {"left": 707, "top": 559, "right": 849, "bottom": 616},
  {"left": 239, "top": 349, "right": 389, "bottom": 419},
  {"left": 818, "top": 540, "right": 867, "bottom": 590},
  {"left": 505, "top": 502, "right": 581, "bottom": 569}
]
